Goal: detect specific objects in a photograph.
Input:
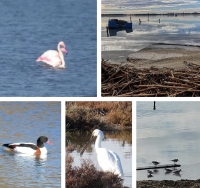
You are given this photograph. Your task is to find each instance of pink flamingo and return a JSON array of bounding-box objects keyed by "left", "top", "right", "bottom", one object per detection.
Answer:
[{"left": 36, "top": 41, "right": 67, "bottom": 68}]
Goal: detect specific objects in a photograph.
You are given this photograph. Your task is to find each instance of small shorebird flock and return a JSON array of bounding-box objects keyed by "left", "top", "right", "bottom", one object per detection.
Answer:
[{"left": 147, "top": 159, "right": 181, "bottom": 178}]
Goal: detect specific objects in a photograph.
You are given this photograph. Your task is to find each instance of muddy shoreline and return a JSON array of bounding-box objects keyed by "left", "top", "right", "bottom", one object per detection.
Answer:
[
  {"left": 137, "top": 179, "right": 200, "bottom": 188},
  {"left": 102, "top": 43, "right": 200, "bottom": 70}
]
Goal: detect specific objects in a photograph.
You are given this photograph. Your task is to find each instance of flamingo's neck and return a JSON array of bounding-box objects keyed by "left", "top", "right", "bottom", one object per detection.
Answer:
[
  {"left": 57, "top": 43, "right": 65, "bottom": 68},
  {"left": 59, "top": 52, "right": 65, "bottom": 68}
]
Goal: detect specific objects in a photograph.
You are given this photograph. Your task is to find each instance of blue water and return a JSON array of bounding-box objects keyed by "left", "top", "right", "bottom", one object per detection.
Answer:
[
  {"left": 0, "top": 0, "right": 96, "bottom": 96},
  {"left": 0, "top": 102, "right": 61, "bottom": 187},
  {"left": 102, "top": 15, "right": 200, "bottom": 52},
  {"left": 137, "top": 101, "right": 200, "bottom": 181}
]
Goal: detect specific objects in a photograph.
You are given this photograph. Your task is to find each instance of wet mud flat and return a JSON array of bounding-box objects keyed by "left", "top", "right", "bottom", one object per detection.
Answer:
[
  {"left": 102, "top": 43, "right": 200, "bottom": 69},
  {"left": 126, "top": 44, "right": 200, "bottom": 70},
  {"left": 137, "top": 179, "right": 200, "bottom": 188},
  {"left": 102, "top": 44, "right": 200, "bottom": 97}
]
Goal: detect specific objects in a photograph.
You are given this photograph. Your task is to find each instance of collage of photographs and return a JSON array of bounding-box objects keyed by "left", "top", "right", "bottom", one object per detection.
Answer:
[{"left": 1, "top": 0, "right": 200, "bottom": 188}]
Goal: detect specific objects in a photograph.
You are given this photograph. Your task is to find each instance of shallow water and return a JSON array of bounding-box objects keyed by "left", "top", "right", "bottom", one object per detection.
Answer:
[
  {"left": 102, "top": 15, "right": 200, "bottom": 53},
  {"left": 137, "top": 101, "right": 200, "bottom": 181},
  {"left": 0, "top": 0, "right": 96, "bottom": 96},
  {"left": 67, "top": 130, "right": 132, "bottom": 187},
  {"left": 0, "top": 102, "right": 61, "bottom": 187}
]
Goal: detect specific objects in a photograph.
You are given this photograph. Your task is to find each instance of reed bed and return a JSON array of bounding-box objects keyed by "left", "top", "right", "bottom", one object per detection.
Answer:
[
  {"left": 66, "top": 102, "right": 132, "bottom": 133},
  {"left": 102, "top": 60, "right": 200, "bottom": 97}
]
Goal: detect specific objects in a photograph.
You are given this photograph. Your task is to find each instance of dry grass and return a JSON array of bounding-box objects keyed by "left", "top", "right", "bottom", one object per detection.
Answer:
[
  {"left": 66, "top": 148, "right": 128, "bottom": 188},
  {"left": 66, "top": 102, "right": 132, "bottom": 131}
]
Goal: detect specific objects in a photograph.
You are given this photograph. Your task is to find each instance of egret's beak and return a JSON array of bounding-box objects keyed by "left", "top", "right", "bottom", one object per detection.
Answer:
[{"left": 80, "top": 135, "right": 95, "bottom": 156}]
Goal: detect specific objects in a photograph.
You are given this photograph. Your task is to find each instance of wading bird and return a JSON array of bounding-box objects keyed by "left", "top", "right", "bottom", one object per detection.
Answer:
[
  {"left": 80, "top": 129, "right": 124, "bottom": 177},
  {"left": 36, "top": 41, "right": 67, "bottom": 68},
  {"left": 171, "top": 159, "right": 179, "bottom": 164},
  {"left": 152, "top": 161, "right": 160, "bottom": 165}
]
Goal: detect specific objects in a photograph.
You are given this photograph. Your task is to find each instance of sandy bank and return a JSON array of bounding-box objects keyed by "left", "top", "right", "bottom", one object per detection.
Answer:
[{"left": 102, "top": 43, "right": 200, "bottom": 70}]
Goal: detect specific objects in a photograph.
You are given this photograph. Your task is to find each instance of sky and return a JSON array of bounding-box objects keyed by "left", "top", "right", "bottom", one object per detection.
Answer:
[{"left": 101, "top": 0, "right": 200, "bottom": 14}]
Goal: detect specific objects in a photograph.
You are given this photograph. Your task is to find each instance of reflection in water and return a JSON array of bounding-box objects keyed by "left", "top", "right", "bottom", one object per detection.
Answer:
[
  {"left": 67, "top": 129, "right": 132, "bottom": 187},
  {"left": 2, "top": 148, "right": 50, "bottom": 182},
  {"left": 107, "top": 28, "right": 133, "bottom": 37},
  {"left": 35, "top": 156, "right": 47, "bottom": 166},
  {"left": 5, "top": 152, "right": 47, "bottom": 165},
  {"left": 102, "top": 15, "right": 200, "bottom": 52},
  {"left": 1, "top": 152, "right": 49, "bottom": 185},
  {"left": 66, "top": 129, "right": 132, "bottom": 153},
  {"left": 148, "top": 173, "right": 153, "bottom": 178}
]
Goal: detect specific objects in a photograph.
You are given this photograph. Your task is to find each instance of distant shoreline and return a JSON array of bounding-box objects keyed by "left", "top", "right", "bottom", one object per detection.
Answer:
[
  {"left": 102, "top": 12, "right": 200, "bottom": 17},
  {"left": 137, "top": 179, "right": 200, "bottom": 188}
]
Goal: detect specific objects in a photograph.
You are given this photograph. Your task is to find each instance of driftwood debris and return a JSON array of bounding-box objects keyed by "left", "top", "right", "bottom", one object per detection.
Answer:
[
  {"left": 101, "top": 60, "right": 200, "bottom": 97},
  {"left": 137, "top": 164, "right": 181, "bottom": 170}
]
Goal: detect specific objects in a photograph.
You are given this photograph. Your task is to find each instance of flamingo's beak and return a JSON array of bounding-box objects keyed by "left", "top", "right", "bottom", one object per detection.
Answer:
[
  {"left": 46, "top": 140, "right": 53, "bottom": 145},
  {"left": 62, "top": 48, "right": 68, "bottom": 54}
]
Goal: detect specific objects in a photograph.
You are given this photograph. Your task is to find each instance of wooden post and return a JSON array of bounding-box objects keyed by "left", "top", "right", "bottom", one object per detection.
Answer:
[
  {"left": 137, "top": 164, "right": 181, "bottom": 170},
  {"left": 106, "top": 26, "right": 109, "bottom": 37},
  {"left": 153, "top": 101, "right": 156, "bottom": 110}
]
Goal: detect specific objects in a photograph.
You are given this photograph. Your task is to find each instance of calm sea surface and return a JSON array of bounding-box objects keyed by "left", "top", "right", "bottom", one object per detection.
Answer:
[
  {"left": 0, "top": 0, "right": 96, "bottom": 96},
  {"left": 102, "top": 15, "right": 200, "bottom": 53},
  {"left": 137, "top": 101, "right": 200, "bottom": 180},
  {"left": 0, "top": 102, "right": 61, "bottom": 187},
  {"left": 67, "top": 130, "right": 132, "bottom": 187}
]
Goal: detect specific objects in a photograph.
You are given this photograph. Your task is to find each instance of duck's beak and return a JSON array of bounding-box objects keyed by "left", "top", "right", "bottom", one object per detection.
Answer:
[
  {"left": 80, "top": 135, "right": 94, "bottom": 156},
  {"left": 46, "top": 140, "right": 53, "bottom": 145}
]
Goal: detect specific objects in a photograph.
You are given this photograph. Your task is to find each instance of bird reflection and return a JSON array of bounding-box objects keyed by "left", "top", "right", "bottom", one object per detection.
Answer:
[
  {"left": 153, "top": 169, "right": 159, "bottom": 174},
  {"left": 147, "top": 173, "right": 153, "bottom": 178}
]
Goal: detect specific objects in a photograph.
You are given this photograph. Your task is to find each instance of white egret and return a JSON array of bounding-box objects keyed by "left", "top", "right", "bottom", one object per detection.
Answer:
[{"left": 80, "top": 129, "right": 124, "bottom": 177}]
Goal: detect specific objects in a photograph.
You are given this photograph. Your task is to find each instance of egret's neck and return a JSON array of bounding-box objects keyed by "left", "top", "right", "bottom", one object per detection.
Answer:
[{"left": 95, "top": 135, "right": 102, "bottom": 152}]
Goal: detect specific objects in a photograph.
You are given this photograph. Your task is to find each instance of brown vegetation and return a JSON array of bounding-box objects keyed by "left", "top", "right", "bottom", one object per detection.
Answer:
[
  {"left": 66, "top": 102, "right": 132, "bottom": 131},
  {"left": 66, "top": 149, "right": 128, "bottom": 188},
  {"left": 102, "top": 60, "right": 200, "bottom": 97}
]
